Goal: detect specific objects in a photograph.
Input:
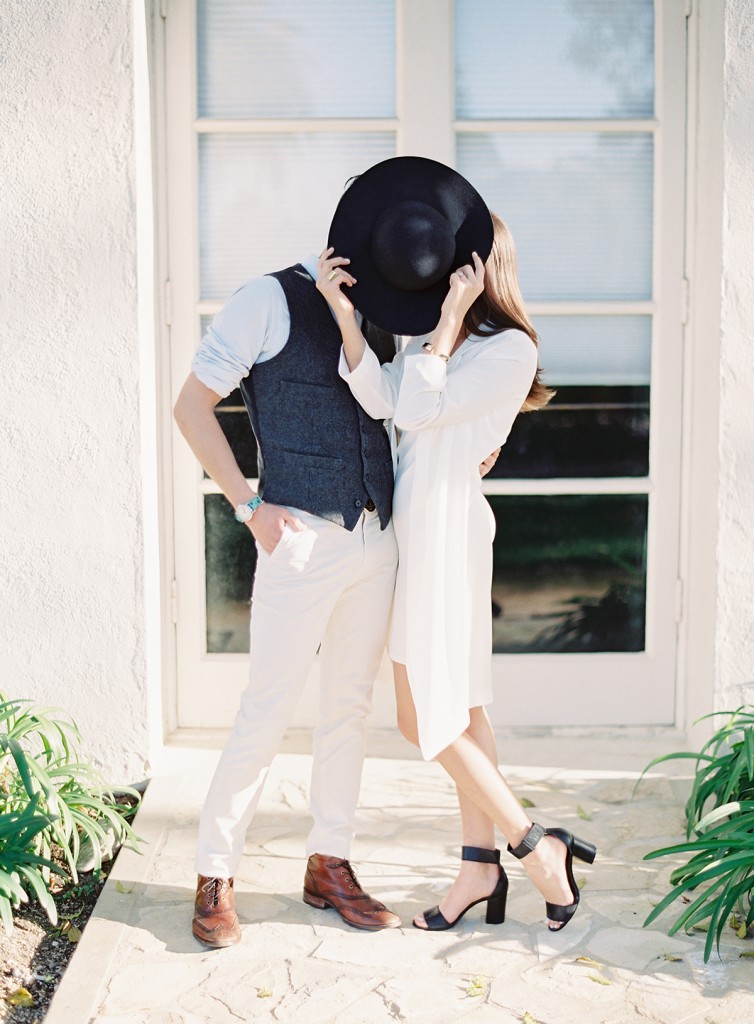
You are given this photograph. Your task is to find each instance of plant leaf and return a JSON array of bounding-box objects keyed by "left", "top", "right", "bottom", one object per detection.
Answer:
[{"left": 7, "top": 987, "right": 34, "bottom": 1006}]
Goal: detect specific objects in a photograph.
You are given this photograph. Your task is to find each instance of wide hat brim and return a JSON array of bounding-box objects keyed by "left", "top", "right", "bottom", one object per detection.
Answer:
[{"left": 327, "top": 156, "right": 494, "bottom": 336}]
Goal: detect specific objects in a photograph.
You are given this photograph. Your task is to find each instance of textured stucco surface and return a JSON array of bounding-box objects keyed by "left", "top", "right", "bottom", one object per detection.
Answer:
[
  {"left": 0, "top": 0, "right": 152, "bottom": 781},
  {"left": 717, "top": 0, "right": 754, "bottom": 710}
]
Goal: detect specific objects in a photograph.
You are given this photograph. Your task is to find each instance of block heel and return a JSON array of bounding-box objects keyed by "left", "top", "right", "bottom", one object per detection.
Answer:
[
  {"left": 302, "top": 889, "right": 329, "bottom": 910},
  {"left": 484, "top": 875, "right": 509, "bottom": 925}
]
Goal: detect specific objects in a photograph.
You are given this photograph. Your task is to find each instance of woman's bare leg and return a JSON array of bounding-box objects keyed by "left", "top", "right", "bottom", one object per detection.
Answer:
[
  {"left": 393, "top": 662, "right": 573, "bottom": 927},
  {"left": 394, "top": 665, "right": 499, "bottom": 926}
]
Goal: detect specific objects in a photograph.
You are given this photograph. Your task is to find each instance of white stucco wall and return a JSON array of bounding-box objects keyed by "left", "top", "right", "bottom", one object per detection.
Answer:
[
  {"left": 717, "top": 0, "right": 754, "bottom": 711},
  {"left": 0, "top": 0, "right": 157, "bottom": 782}
]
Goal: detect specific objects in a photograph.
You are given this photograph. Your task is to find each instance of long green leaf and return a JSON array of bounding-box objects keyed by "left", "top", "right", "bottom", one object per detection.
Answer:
[
  {"left": 0, "top": 893, "right": 14, "bottom": 934},
  {"left": 17, "top": 865, "right": 57, "bottom": 925}
]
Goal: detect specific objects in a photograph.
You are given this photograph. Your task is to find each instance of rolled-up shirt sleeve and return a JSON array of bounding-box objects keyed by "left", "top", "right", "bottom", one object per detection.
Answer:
[
  {"left": 191, "top": 276, "right": 287, "bottom": 398},
  {"left": 393, "top": 330, "right": 537, "bottom": 431},
  {"left": 338, "top": 342, "right": 405, "bottom": 420}
]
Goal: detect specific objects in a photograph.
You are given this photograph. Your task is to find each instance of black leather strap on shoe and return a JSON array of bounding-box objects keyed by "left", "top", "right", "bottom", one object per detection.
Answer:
[
  {"left": 421, "top": 904, "right": 451, "bottom": 930},
  {"left": 461, "top": 846, "right": 501, "bottom": 864},
  {"left": 507, "top": 823, "right": 547, "bottom": 859}
]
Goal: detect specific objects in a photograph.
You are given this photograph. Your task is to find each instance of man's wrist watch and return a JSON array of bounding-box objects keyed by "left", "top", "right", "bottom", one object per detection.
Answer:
[{"left": 234, "top": 496, "right": 263, "bottom": 523}]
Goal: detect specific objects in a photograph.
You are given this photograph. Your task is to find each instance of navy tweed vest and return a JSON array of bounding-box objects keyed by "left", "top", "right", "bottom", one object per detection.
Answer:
[{"left": 239, "top": 264, "right": 394, "bottom": 531}]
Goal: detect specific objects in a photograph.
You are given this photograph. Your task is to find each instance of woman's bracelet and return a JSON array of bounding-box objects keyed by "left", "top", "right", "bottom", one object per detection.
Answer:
[{"left": 421, "top": 341, "right": 450, "bottom": 363}]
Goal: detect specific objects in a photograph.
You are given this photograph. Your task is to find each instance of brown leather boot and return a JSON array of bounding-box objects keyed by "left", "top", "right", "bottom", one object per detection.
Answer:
[
  {"left": 303, "top": 854, "right": 401, "bottom": 931},
  {"left": 192, "top": 875, "right": 242, "bottom": 948}
]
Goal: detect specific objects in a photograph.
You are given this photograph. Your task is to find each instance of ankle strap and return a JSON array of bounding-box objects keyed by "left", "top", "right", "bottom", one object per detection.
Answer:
[
  {"left": 461, "top": 846, "right": 500, "bottom": 864},
  {"left": 507, "top": 823, "right": 547, "bottom": 860}
]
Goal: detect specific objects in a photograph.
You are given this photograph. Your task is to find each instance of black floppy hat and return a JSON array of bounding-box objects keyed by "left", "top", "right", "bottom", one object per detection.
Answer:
[{"left": 327, "top": 156, "right": 494, "bottom": 336}]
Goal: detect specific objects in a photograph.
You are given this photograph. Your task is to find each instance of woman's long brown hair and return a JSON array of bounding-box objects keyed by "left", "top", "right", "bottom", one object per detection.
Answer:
[{"left": 464, "top": 212, "right": 554, "bottom": 412}]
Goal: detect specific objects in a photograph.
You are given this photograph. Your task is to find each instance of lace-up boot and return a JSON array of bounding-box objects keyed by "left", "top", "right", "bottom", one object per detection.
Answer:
[
  {"left": 192, "top": 875, "right": 241, "bottom": 947},
  {"left": 303, "top": 854, "right": 401, "bottom": 931}
]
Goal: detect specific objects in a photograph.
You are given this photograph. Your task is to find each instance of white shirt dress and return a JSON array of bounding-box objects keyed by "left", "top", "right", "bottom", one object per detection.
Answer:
[{"left": 339, "top": 330, "right": 538, "bottom": 760}]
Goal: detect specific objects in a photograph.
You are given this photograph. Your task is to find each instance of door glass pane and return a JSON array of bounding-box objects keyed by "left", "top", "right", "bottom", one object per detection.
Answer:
[
  {"left": 199, "top": 133, "right": 395, "bottom": 298},
  {"left": 456, "top": 0, "right": 654, "bottom": 119},
  {"left": 205, "top": 494, "right": 255, "bottom": 654},
  {"left": 489, "top": 495, "right": 648, "bottom": 653},
  {"left": 457, "top": 132, "right": 653, "bottom": 301},
  {"left": 490, "top": 315, "right": 651, "bottom": 478},
  {"left": 535, "top": 315, "right": 651, "bottom": 386},
  {"left": 198, "top": 0, "right": 396, "bottom": 118},
  {"left": 493, "top": 386, "right": 649, "bottom": 479}
]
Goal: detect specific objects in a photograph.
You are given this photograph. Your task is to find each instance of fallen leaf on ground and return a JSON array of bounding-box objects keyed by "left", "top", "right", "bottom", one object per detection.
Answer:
[
  {"left": 67, "top": 925, "right": 82, "bottom": 943},
  {"left": 520, "top": 797, "right": 535, "bottom": 808},
  {"left": 576, "top": 805, "right": 592, "bottom": 821},
  {"left": 116, "top": 880, "right": 133, "bottom": 894},
  {"left": 522, "top": 1012, "right": 538, "bottom": 1024},
  {"left": 662, "top": 953, "right": 683, "bottom": 962},
  {"left": 7, "top": 988, "right": 34, "bottom": 1006},
  {"left": 465, "top": 975, "right": 487, "bottom": 997},
  {"left": 257, "top": 987, "right": 272, "bottom": 998},
  {"left": 737, "top": 922, "right": 748, "bottom": 939},
  {"left": 575, "top": 956, "right": 602, "bottom": 967},
  {"left": 576, "top": 876, "right": 587, "bottom": 889},
  {"left": 739, "top": 951, "right": 754, "bottom": 959},
  {"left": 588, "top": 973, "right": 612, "bottom": 986}
]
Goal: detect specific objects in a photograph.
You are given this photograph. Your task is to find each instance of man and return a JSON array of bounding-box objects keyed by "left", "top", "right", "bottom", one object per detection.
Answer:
[
  {"left": 174, "top": 161, "right": 501, "bottom": 947},
  {"left": 174, "top": 248, "right": 402, "bottom": 946}
]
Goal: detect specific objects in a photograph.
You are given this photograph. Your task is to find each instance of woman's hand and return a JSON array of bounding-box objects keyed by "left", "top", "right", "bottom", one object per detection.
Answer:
[
  {"left": 316, "top": 247, "right": 357, "bottom": 321},
  {"left": 439, "top": 251, "right": 485, "bottom": 326}
]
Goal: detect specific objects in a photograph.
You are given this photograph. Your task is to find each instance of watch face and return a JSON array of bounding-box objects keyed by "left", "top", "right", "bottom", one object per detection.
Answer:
[{"left": 235, "top": 504, "right": 252, "bottom": 522}]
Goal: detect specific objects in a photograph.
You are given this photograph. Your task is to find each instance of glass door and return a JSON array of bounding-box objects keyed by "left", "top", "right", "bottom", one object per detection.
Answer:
[
  {"left": 165, "top": 0, "right": 687, "bottom": 728},
  {"left": 455, "top": 0, "right": 687, "bottom": 725}
]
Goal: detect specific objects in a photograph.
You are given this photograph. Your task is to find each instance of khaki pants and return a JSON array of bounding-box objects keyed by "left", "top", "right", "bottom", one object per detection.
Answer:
[{"left": 195, "top": 506, "right": 398, "bottom": 878}]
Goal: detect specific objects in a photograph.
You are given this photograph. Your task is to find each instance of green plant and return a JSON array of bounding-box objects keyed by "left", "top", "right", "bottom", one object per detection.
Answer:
[
  {"left": 638, "top": 706, "right": 754, "bottom": 961},
  {"left": 0, "top": 793, "right": 65, "bottom": 931},
  {"left": 0, "top": 693, "right": 143, "bottom": 932}
]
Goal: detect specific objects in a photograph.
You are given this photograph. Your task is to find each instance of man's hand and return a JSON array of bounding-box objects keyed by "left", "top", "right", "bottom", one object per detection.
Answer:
[
  {"left": 479, "top": 447, "right": 501, "bottom": 478},
  {"left": 249, "top": 501, "right": 307, "bottom": 555}
]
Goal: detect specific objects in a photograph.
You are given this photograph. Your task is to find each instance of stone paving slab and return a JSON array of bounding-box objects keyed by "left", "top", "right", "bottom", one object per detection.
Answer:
[{"left": 46, "top": 734, "right": 754, "bottom": 1024}]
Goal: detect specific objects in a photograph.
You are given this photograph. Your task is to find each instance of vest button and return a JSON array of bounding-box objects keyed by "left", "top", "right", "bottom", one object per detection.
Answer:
[{"left": 354, "top": 499, "right": 362, "bottom": 508}]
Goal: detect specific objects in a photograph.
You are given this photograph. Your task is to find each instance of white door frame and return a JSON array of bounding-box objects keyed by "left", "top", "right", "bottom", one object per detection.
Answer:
[{"left": 157, "top": 0, "right": 695, "bottom": 732}]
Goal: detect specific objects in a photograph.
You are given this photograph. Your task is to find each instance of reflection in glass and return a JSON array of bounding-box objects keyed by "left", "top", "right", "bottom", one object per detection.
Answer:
[
  {"left": 205, "top": 494, "right": 256, "bottom": 654},
  {"left": 493, "top": 386, "right": 649, "bottom": 479},
  {"left": 198, "top": 0, "right": 395, "bottom": 118},
  {"left": 200, "top": 133, "right": 395, "bottom": 298},
  {"left": 457, "top": 132, "right": 653, "bottom": 301},
  {"left": 489, "top": 495, "right": 647, "bottom": 653},
  {"left": 456, "top": 0, "right": 654, "bottom": 119}
]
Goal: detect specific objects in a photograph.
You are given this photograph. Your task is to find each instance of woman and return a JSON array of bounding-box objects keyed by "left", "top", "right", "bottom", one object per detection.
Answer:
[{"left": 318, "top": 158, "right": 596, "bottom": 932}]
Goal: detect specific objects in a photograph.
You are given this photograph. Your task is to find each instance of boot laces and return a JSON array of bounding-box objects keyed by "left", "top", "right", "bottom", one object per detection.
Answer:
[
  {"left": 337, "top": 860, "right": 363, "bottom": 893},
  {"left": 201, "top": 877, "right": 229, "bottom": 907}
]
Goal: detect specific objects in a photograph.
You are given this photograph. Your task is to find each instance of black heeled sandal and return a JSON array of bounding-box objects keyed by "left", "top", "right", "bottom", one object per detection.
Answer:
[
  {"left": 414, "top": 846, "right": 509, "bottom": 931},
  {"left": 507, "top": 822, "right": 597, "bottom": 932}
]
